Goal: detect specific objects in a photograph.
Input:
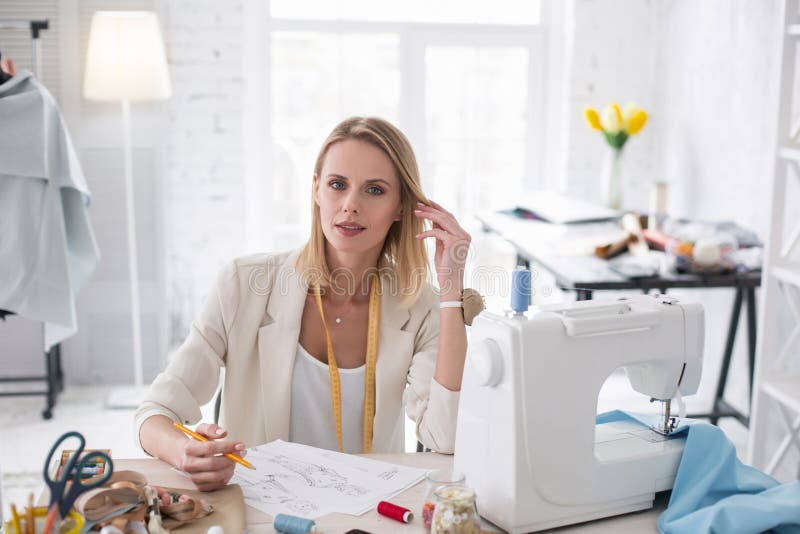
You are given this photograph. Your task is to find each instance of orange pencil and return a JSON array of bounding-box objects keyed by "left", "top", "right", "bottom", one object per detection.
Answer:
[
  {"left": 10, "top": 503, "right": 22, "bottom": 534},
  {"left": 26, "top": 494, "right": 34, "bottom": 534},
  {"left": 173, "top": 422, "right": 255, "bottom": 470}
]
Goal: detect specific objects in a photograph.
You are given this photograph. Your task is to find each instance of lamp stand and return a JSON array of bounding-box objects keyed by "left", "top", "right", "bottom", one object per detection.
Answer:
[{"left": 107, "top": 98, "right": 148, "bottom": 409}]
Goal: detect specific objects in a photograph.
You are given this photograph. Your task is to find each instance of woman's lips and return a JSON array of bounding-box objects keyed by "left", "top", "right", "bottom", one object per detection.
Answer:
[{"left": 335, "top": 224, "right": 365, "bottom": 237}]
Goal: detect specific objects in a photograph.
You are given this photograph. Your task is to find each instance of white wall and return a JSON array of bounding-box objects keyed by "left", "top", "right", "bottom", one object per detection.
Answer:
[
  {"left": 655, "top": 0, "right": 783, "bottom": 419},
  {"left": 563, "top": 0, "right": 662, "bottom": 209},
  {"left": 557, "top": 0, "right": 782, "bottom": 458},
  {"left": 161, "top": 0, "right": 247, "bottom": 347}
]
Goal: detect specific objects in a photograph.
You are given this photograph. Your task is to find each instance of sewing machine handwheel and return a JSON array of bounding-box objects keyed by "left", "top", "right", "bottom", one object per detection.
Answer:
[{"left": 471, "top": 338, "right": 503, "bottom": 387}]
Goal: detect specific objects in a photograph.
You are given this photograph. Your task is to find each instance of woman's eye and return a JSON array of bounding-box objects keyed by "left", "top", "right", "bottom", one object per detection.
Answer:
[
  {"left": 367, "top": 186, "right": 384, "bottom": 195},
  {"left": 330, "top": 180, "right": 345, "bottom": 190}
]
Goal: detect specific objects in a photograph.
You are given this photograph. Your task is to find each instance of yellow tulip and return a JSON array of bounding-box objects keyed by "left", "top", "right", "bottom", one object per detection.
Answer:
[
  {"left": 584, "top": 108, "right": 603, "bottom": 131},
  {"left": 612, "top": 103, "right": 623, "bottom": 124},
  {"left": 600, "top": 103, "right": 622, "bottom": 134},
  {"left": 627, "top": 110, "right": 648, "bottom": 135},
  {"left": 622, "top": 103, "right": 639, "bottom": 130}
]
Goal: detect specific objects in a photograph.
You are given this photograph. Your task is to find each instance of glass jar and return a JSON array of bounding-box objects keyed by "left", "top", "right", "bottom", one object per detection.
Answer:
[
  {"left": 421, "top": 469, "right": 465, "bottom": 532},
  {"left": 431, "top": 485, "right": 479, "bottom": 534}
]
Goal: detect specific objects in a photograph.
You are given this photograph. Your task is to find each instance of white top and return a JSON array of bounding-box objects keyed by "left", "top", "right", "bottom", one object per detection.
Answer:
[{"left": 289, "top": 344, "right": 366, "bottom": 454}]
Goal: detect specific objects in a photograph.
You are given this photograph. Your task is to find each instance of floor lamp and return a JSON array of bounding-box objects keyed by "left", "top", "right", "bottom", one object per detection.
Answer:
[{"left": 83, "top": 11, "right": 171, "bottom": 407}]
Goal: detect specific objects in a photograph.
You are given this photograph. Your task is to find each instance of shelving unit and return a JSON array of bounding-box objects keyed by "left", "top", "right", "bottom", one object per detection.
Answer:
[{"left": 747, "top": 0, "right": 800, "bottom": 478}]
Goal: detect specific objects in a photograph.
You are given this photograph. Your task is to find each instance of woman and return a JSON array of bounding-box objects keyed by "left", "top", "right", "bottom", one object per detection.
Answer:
[{"left": 136, "top": 117, "right": 475, "bottom": 491}]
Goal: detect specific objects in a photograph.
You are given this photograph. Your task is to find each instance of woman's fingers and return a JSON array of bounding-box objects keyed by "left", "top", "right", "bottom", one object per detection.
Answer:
[
  {"left": 427, "top": 199, "right": 453, "bottom": 216},
  {"left": 185, "top": 438, "right": 245, "bottom": 458},
  {"left": 416, "top": 228, "right": 452, "bottom": 243},
  {"left": 180, "top": 436, "right": 246, "bottom": 478},
  {"left": 190, "top": 463, "right": 235, "bottom": 491},
  {"left": 415, "top": 202, "right": 468, "bottom": 238},
  {"left": 183, "top": 452, "right": 236, "bottom": 474},
  {"left": 195, "top": 423, "right": 227, "bottom": 439}
]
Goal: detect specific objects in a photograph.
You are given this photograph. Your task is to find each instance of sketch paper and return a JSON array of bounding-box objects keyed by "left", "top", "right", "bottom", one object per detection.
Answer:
[{"left": 232, "top": 440, "right": 428, "bottom": 518}]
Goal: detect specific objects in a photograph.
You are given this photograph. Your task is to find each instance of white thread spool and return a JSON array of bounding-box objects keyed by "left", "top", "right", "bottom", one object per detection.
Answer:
[
  {"left": 693, "top": 238, "right": 722, "bottom": 266},
  {"left": 648, "top": 182, "right": 668, "bottom": 230}
]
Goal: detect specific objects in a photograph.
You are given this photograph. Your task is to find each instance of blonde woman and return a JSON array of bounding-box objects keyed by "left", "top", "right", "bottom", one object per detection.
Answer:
[{"left": 136, "top": 117, "right": 475, "bottom": 491}]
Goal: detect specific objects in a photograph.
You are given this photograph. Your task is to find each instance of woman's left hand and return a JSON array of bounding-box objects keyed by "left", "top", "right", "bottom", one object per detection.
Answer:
[{"left": 414, "top": 200, "right": 471, "bottom": 300}]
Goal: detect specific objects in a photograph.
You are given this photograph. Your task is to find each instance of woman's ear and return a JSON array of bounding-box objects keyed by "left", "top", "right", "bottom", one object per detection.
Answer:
[
  {"left": 394, "top": 207, "right": 403, "bottom": 222},
  {"left": 312, "top": 174, "right": 320, "bottom": 206}
]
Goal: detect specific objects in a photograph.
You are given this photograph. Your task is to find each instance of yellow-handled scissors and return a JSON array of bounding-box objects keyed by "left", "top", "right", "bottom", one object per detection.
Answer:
[{"left": 41, "top": 431, "right": 113, "bottom": 534}]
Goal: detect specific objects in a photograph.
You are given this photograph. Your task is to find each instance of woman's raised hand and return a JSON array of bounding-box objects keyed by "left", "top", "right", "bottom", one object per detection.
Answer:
[{"left": 414, "top": 200, "right": 471, "bottom": 300}]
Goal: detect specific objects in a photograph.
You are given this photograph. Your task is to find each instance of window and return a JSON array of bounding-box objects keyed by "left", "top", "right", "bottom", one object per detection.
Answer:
[{"left": 261, "top": 1, "right": 544, "bottom": 251}]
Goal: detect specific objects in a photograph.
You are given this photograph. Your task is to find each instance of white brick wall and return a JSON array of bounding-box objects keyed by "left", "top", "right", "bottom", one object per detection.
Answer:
[
  {"left": 162, "top": 0, "right": 247, "bottom": 346},
  {"left": 562, "top": 0, "right": 661, "bottom": 210}
]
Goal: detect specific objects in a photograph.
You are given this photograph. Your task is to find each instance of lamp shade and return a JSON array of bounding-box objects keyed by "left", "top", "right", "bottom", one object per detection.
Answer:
[{"left": 83, "top": 11, "right": 172, "bottom": 101}]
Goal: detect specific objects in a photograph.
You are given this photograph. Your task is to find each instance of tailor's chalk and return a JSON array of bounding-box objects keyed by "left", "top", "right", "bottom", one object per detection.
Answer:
[
  {"left": 206, "top": 527, "right": 224, "bottom": 534},
  {"left": 377, "top": 501, "right": 413, "bottom": 523},
  {"left": 77, "top": 466, "right": 104, "bottom": 474},
  {"left": 273, "top": 513, "right": 318, "bottom": 533}
]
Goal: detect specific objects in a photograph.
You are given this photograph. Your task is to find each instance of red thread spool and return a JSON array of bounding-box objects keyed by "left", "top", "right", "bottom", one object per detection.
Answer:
[{"left": 377, "top": 500, "right": 413, "bottom": 523}]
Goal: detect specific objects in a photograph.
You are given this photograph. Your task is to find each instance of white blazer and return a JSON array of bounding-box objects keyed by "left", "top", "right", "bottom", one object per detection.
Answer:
[{"left": 134, "top": 248, "right": 461, "bottom": 453}]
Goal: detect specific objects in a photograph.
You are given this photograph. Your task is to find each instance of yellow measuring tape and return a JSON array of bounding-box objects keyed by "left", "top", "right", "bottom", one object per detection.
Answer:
[{"left": 313, "top": 273, "right": 381, "bottom": 453}]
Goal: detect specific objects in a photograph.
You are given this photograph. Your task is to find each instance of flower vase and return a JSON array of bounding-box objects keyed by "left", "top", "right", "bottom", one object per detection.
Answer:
[{"left": 601, "top": 147, "right": 623, "bottom": 210}]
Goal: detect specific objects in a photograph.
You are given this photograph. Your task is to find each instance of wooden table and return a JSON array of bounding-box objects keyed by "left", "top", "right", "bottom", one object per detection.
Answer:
[{"left": 113, "top": 453, "right": 669, "bottom": 533}]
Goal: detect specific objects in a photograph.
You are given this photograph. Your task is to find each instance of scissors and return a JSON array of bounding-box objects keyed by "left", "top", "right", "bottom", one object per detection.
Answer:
[{"left": 42, "top": 431, "right": 113, "bottom": 534}]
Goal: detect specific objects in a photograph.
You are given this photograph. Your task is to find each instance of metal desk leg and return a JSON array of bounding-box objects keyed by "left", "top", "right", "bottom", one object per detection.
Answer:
[
  {"left": 710, "top": 287, "right": 743, "bottom": 426},
  {"left": 746, "top": 286, "right": 757, "bottom": 400},
  {"left": 43, "top": 344, "right": 57, "bottom": 419},
  {"left": 55, "top": 343, "right": 64, "bottom": 392}
]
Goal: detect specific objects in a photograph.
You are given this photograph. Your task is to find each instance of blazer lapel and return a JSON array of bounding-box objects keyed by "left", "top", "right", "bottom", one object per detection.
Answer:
[
  {"left": 373, "top": 274, "right": 414, "bottom": 446},
  {"left": 257, "top": 250, "right": 306, "bottom": 442}
]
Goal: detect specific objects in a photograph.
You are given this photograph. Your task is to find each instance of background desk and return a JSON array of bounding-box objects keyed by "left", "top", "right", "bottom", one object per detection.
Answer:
[
  {"left": 478, "top": 211, "right": 761, "bottom": 428},
  {"left": 113, "top": 454, "right": 667, "bottom": 533}
]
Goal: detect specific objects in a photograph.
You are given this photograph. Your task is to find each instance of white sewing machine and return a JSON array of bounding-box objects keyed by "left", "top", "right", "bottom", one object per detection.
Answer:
[{"left": 453, "top": 294, "right": 704, "bottom": 533}]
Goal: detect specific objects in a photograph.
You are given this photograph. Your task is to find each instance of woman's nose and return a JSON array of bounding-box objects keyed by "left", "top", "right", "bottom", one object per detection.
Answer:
[{"left": 342, "top": 191, "right": 360, "bottom": 213}]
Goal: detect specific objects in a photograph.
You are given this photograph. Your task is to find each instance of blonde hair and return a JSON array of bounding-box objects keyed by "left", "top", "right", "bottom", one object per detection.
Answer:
[{"left": 297, "top": 116, "right": 430, "bottom": 307}]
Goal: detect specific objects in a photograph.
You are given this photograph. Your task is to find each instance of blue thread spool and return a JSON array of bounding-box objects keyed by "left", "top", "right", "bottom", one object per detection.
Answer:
[
  {"left": 274, "top": 513, "right": 317, "bottom": 534},
  {"left": 511, "top": 267, "right": 531, "bottom": 313}
]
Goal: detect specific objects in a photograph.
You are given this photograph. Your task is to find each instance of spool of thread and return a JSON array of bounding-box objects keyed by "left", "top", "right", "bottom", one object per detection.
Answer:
[
  {"left": 274, "top": 513, "right": 318, "bottom": 534},
  {"left": 648, "top": 181, "right": 668, "bottom": 230},
  {"left": 511, "top": 267, "right": 531, "bottom": 313},
  {"left": 693, "top": 238, "right": 722, "bottom": 266},
  {"left": 377, "top": 500, "right": 413, "bottom": 523}
]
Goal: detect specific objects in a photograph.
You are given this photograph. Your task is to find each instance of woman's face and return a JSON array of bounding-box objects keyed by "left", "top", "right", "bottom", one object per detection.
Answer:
[{"left": 313, "top": 139, "right": 403, "bottom": 257}]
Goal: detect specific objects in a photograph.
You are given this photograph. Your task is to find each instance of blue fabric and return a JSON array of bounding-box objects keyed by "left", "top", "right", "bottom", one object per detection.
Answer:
[{"left": 596, "top": 410, "right": 800, "bottom": 534}]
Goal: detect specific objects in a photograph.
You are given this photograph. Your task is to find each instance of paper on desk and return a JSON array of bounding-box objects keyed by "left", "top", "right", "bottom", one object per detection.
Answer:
[{"left": 231, "top": 440, "right": 428, "bottom": 519}]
